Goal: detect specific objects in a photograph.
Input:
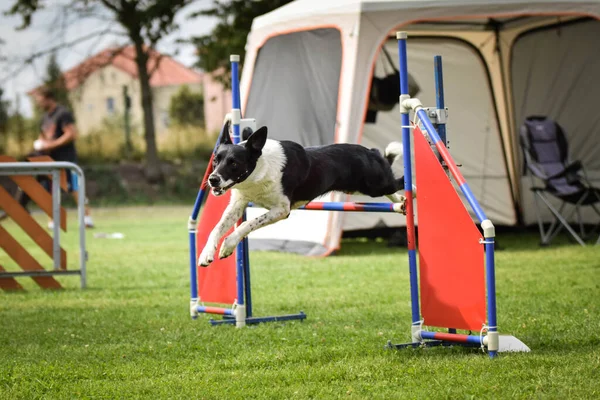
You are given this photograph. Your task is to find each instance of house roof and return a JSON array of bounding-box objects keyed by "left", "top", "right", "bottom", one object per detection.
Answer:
[{"left": 31, "top": 45, "right": 202, "bottom": 94}]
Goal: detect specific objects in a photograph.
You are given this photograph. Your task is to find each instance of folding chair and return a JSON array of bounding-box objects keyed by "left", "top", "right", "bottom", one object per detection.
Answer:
[{"left": 520, "top": 116, "right": 600, "bottom": 246}]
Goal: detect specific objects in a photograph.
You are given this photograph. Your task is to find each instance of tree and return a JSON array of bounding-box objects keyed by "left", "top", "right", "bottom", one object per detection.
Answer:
[
  {"left": 0, "top": 88, "right": 9, "bottom": 154},
  {"left": 7, "top": 95, "right": 28, "bottom": 155},
  {"left": 191, "top": 0, "right": 293, "bottom": 88},
  {"left": 7, "top": 0, "right": 194, "bottom": 182},
  {"left": 169, "top": 85, "right": 204, "bottom": 126},
  {"left": 43, "top": 52, "right": 72, "bottom": 110}
]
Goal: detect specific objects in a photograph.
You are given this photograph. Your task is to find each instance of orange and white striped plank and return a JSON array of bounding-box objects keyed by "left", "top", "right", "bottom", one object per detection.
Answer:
[
  {"left": 0, "top": 156, "right": 67, "bottom": 231},
  {"left": 0, "top": 226, "right": 62, "bottom": 289},
  {"left": 0, "top": 185, "right": 67, "bottom": 269}
]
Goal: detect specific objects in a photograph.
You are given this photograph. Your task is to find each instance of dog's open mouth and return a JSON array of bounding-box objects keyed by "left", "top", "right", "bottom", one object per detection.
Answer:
[{"left": 211, "top": 183, "right": 235, "bottom": 196}]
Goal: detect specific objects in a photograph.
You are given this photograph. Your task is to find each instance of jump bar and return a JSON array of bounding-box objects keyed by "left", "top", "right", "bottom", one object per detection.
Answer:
[
  {"left": 247, "top": 202, "right": 403, "bottom": 213},
  {"left": 0, "top": 270, "right": 82, "bottom": 278},
  {"left": 209, "top": 312, "right": 307, "bottom": 326},
  {"left": 420, "top": 330, "right": 483, "bottom": 345},
  {"left": 196, "top": 306, "right": 235, "bottom": 316},
  {"left": 385, "top": 340, "right": 480, "bottom": 350}
]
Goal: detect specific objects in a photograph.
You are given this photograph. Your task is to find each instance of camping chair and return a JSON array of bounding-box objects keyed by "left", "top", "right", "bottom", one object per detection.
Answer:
[{"left": 520, "top": 116, "right": 600, "bottom": 246}]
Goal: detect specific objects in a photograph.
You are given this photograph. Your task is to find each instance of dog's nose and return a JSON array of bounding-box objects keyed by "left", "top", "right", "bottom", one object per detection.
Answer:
[{"left": 208, "top": 176, "right": 220, "bottom": 187}]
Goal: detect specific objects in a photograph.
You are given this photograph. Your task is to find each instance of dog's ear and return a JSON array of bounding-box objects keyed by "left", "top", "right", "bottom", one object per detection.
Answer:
[
  {"left": 245, "top": 126, "right": 268, "bottom": 152},
  {"left": 218, "top": 120, "right": 232, "bottom": 145}
]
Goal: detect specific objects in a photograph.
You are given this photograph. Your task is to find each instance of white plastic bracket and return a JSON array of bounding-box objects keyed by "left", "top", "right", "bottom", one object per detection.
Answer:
[
  {"left": 187, "top": 217, "right": 197, "bottom": 231},
  {"left": 484, "top": 331, "right": 499, "bottom": 352},
  {"left": 424, "top": 107, "right": 449, "bottom": 124},
  {"left": 481, "top": 219, "right": 496, "bottom": 238},
  {"left": 190, "top": 298, "right": 199, "bottom": 319},
  {"left": 235, "top": 304, "right": 246, "bottom": 328},
  {"left": 411, "top": 325, "right": 422, "bottom": 343},
  {"left": 399, "top": 94, "right": 411, "bottom": 114},
  {"left": 240, "top": 118, "right": 257, "bottom": 139},
  {"left": 401, "top": 98, "right": 424, "bottom": 114},
  {"left": 231, "top": 109, "right": 241, "bottom": 125},
  {"left": 230, "top": 54, "right": 240, "bottom": 62}
]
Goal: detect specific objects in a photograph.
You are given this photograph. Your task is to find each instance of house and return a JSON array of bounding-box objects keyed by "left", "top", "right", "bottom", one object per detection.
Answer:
[
  {"left": 202, "top": 69, "right": 232, "bottom": 135},
  {"left": 31, "top": 46, "right": 203, "bottom": 135}
]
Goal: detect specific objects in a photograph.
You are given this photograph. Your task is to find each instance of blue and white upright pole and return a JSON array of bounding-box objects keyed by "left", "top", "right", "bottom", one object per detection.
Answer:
[
  {"left": 230, "top": 54, "right": 247, "bottom": 328},
  {"left": 396, "top": 32, "right": 421, "bottom": 344},
  {"left": 434, "top": 56, "right": 447, "bottom": 149}
]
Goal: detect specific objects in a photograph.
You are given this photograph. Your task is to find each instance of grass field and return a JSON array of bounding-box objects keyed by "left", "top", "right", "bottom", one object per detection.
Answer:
[{"left": 1, "top": 206, "right": 599, "bottom": 399}]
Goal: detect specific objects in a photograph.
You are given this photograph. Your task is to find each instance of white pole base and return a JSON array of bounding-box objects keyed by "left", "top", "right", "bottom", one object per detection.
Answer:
[{"left": 235, "top": 304, "right": 246, "bottom": 328}]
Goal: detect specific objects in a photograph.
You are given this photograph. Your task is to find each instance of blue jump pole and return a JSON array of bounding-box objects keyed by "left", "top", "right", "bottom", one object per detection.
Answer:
[
  {"left": 188, "top": 121, "right": 229, "bottom": 319},
  {"left": 396, "top": 32, "right": 421, "bottom": 341},
  {"left": 434, "top": 56, "right": 447, "bottom": 148},
  {"left": 434, "top": 56, "right": 454, "bottom": 334},
  {"left": 228, "top": 55, "right": 253, "bottom": 319},
  {"left": 247, "top": 202, "right": 403, "bottom": 213},
  {"left": 230, "top": 54, "right": 247, "bottom": 328}
]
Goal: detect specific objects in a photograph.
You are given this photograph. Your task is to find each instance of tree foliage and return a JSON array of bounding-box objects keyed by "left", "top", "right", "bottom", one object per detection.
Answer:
[
  {"left": 192, "top": 0, "right": 293, "bottom": 88},
  {"left": 169, "top": 85, "right": 204, "bottom": 127},
  {"left": 43, "top": 52, "right": 72, "bottom": 110},
  {"left": 7, "top": 0, "right": 194, "bottom": 182}
]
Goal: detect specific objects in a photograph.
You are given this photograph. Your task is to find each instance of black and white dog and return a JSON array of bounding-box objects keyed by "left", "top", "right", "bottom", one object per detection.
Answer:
[{"left": 198, "top": 120, "right": 407, "bottom": 267}]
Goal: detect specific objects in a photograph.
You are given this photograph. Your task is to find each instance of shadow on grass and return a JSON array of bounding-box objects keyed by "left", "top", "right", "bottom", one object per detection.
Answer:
[{"left": 337, "top": 229, "right": 596, "bottom": 254}]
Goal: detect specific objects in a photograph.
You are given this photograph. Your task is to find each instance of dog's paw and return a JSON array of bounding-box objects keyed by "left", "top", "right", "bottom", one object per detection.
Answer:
[
  {"left": 198, "top": 248, "right": 215, "bottom": 267},
  {"left": 399, "top": 195, "right": 407, "bottom": 215},
  {"left": 218, "top": 235, "right": 238, "bottom": 259}
]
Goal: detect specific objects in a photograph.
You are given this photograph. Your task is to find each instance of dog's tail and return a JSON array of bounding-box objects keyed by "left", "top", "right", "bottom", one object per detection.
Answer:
[{"left": 384, "top": 141, "right": 404, "bottom": 165}]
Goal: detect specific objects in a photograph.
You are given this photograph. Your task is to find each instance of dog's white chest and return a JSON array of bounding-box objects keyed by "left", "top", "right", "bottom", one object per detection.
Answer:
[
  {"left": 235, "top": 181, "right": 284, "bottom": 209},
  {"left": 233, "top": 139, "right": 287, "bottom": 209}
]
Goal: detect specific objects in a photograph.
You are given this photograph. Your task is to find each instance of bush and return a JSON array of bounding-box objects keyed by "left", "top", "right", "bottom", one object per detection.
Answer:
[{"left": 169, "top": 85, "right": 204, "bottom": 127}]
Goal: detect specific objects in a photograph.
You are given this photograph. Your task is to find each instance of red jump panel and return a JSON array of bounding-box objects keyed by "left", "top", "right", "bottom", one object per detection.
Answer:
[
  {"left": 414, "top": 126, "right": 486, "bottom": 331},
  {"left": 196, "top": 191, "right": 237, "bottom": 305}
]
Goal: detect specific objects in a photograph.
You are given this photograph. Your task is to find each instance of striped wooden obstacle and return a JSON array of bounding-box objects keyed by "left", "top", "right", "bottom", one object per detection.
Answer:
[{"left": 0, "top": 156, "right": 86, "bottom": 290}]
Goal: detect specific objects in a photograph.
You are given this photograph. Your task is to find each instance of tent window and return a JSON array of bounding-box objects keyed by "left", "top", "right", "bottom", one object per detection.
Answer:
[
  {"left": 245, "top": 28, "right": 342, "bottom": 146},
  {"left": 511, "top": 18, "right": 600, "bottom": 172}
]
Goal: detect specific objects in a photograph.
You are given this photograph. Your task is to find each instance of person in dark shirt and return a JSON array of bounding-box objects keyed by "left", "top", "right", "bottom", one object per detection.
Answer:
[
  {"left": 3, "top": 88, "right": 95, "bottom": 228},
  {"left": 36, "top": 90, "right": 79, "bottom": 163}
]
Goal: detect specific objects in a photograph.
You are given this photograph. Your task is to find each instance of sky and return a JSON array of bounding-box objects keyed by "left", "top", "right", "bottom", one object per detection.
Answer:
[{"left": 0, "top": 0, "right": 217, "bottom": 117}]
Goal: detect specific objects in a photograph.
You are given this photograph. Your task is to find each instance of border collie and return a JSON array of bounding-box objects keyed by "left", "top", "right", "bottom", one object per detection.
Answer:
[{"left": 198, "top": 120, "right": 407, "bottom": 267}]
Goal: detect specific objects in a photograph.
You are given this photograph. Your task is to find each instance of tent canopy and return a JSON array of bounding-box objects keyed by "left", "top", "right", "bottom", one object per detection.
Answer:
[{"left": 239, "top": 0, "right": 600, "bottom": 256}]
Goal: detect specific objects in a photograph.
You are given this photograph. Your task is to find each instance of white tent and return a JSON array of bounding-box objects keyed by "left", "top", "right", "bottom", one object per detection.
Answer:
[{"left": 240, "top": 0, "right": 600, "bottom": 256}]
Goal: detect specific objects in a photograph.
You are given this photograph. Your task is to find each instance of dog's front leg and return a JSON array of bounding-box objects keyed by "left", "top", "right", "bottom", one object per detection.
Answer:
[
  {"left": 218, "top": 203, "right": 291, "bottom": 259},
  {"left": 198, "top": 198, "right": 246, "bottom": 267}
]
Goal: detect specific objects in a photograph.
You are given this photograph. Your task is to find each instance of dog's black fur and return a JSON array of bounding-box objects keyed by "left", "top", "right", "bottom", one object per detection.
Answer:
[
  {"left": 280, "top": 142, "right": 404, "bottom": 204},
  {"left": 211, "top": 123, "right": 404, "bottom": 205}
]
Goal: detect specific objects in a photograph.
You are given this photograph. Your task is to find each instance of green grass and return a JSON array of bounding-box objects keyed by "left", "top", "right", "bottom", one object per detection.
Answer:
[{"left": 1, "top": 206, "right": 599, "bottom": 399}]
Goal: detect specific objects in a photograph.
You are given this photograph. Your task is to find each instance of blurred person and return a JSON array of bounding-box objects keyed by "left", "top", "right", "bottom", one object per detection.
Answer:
[{"left": 1, "top": 88, "right": 94, "bottom": 228}]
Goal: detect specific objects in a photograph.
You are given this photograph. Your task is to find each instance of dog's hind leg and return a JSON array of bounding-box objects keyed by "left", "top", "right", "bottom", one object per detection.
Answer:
[{"left": 218, "top": 202, "right": 291, "bottom": 259}]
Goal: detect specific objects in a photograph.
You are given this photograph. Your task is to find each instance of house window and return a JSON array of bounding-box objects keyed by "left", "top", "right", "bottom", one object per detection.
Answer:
[{"left": 106, "top": 97, "right": 115, "bottom": 114}]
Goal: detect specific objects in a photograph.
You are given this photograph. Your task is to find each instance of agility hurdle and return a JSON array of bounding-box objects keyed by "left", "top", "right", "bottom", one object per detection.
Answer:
[
  {"left": 0, "top": 157, "right": 87, "bottom": 290},
  {"left": 386, "top": 32, "right": 528, "bottom": 357},
  {"left": 188, "top": 55, "right": 407, "bottom": 327}
]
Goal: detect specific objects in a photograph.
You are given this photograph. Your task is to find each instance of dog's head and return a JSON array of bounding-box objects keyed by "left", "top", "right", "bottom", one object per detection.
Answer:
[{"left": 208, "top": 122, "right": 268, "bottom": 196}]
